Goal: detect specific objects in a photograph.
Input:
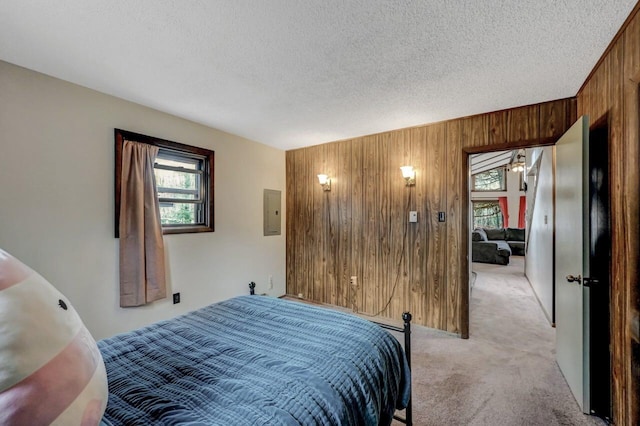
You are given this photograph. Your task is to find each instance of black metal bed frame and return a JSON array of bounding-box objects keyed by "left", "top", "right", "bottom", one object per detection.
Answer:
[
  {"left": 373, "top": 312, "right": 413, "bottom": 426},
  {"left": 249, "top": 282, "right": 413, "bottom": 425}
]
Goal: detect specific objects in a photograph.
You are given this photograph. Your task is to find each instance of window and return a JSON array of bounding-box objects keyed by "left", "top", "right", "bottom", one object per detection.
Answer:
[
  {"left": 115, "top": 129, "right": 214, "bottom": 235},
  {"left": 155, "top": 151, "right": 205, "bottom": 227},
  {"left": 472, "top": 167, "right": 507, "bottom": 191},
  {"left": 472, "top": 200, "right": 504, "bottom": 229}
]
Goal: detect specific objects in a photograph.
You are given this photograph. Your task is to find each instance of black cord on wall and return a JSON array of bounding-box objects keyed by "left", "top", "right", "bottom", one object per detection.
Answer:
[{"left": 359, "top": 189, "right": 412, "bottom": 318}]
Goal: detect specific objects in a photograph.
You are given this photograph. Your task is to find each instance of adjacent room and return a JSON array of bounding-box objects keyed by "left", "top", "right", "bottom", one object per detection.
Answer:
[{"left": 1, "top": 1, "right": 638, "bottom": 425}]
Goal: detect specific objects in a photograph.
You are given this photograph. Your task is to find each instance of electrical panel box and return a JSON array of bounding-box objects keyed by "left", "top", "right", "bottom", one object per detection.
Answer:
[{"left": 263, "top": 189, "right": 281, "bottom": 236}]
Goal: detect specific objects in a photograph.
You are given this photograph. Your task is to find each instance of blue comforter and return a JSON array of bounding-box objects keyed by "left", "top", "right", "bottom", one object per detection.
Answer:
[{"left": 98, "top": 296, "right": 411, "bottom": 425}]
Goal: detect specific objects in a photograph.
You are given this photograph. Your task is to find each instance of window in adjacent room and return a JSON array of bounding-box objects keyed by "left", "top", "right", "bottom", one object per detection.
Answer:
[
  {"left": 115, "top": 129, "right": 214, "bottom": 235},
  {"left": 472, "top": 200, "right": 504, "bottom": 229},
  {"left": 471, "top": 167, "right": 507, "bottom": 191}
]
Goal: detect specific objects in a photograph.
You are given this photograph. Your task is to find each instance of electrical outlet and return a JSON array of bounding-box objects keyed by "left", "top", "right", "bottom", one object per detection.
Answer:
[
  {"left": 350, "top": 276, "right": 357, "bottom": 287},
  {"left": 173, "top": 293, "right": 180, "bottom": 304},
  {"left": 268, "top": 275, "right": 274, "bottom": 290},
  {"left": 298, "top": 293, "right": 303, "bottom": 299}
]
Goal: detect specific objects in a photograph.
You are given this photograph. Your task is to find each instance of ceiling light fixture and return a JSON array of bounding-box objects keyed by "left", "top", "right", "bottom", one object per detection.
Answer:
[
  {"left": 512, "top": 162, "right": 525, "bottom": 173},
  {"left": 510, "top": 153, "right": 526, "bottom": 173}
]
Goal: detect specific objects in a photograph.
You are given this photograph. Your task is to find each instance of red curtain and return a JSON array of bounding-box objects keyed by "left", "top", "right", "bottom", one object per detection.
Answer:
[
  {"left": 498, "top": 197, "right": 508, "bottom": 228},
  {"left": 518, "top": 196, "right": 526, "bottom": 228}
]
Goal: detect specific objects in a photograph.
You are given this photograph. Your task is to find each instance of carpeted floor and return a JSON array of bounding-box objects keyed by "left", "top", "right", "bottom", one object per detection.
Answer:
[{"left": 390, "top": 256, "right": 605, "bottom": 425}]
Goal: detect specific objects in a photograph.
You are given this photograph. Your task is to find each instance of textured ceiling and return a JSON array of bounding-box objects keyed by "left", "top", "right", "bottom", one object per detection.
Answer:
[{"left": 0, "top": 1, "right": 636, "bottom": 150}]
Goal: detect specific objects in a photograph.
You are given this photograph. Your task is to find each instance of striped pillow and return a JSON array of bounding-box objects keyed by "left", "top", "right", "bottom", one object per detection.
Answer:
[{"left": 0, "top": 249, "right": 107, "bottom": 425}]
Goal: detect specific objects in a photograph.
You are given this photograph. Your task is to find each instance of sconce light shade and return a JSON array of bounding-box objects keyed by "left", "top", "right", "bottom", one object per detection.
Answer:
[
  {"left": 400, "top": 166, "right": 415, "bottom": 186},
  {"left": 317, "top": 174, "right": 331, "bottom": 191}
]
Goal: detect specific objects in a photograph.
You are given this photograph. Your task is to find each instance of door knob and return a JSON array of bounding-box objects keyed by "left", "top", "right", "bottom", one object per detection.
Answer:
[{"left": 566, "top": 274, "right": 582, "bottom": 284}]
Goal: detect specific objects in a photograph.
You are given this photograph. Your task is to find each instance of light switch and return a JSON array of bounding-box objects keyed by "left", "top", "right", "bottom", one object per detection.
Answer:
[{"left": 409, "top": 211, "right": 418, "bottom": 223}]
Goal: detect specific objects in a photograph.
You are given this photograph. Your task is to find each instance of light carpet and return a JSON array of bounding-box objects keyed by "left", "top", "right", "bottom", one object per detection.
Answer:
[{"left": 391, "top": 256, "right": 604, "bottom": 425}]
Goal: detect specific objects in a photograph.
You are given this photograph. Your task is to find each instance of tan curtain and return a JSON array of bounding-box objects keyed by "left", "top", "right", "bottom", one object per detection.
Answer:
[{"left": 119, "top": 140, "right": 166, "bottom": 307}]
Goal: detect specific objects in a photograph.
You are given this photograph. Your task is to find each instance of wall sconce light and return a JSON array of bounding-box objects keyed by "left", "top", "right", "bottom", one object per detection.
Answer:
[
  {"left": 400, "top": 166, "right": 415, "bottom": 186},
  {"left": 317, "top": 174, "right": 331, "bottom": 191}
]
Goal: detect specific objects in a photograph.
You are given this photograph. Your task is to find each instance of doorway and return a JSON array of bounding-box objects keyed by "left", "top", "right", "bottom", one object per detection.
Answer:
[
  {"left": 463, "top": 124, "right": 613, "bottom": 421},
  {"left": 469, "top": 149, "right": 528, "bottom": 289}
]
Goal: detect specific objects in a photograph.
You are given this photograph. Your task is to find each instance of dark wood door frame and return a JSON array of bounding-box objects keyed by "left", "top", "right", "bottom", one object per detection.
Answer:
[
  {"left": 460, "top": 138, "right": 558, "bottom": 339},
  {"left": 460, "top": 128, "right": 626, "bottom": 421},
  {"left": 622, "top": 67, "right": 640, "bottom": 426}
]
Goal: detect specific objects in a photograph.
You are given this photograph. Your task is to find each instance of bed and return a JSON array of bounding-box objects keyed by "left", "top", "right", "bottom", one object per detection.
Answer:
[{"left": 97, "top": 295, "right": 412, "bottom": 426}]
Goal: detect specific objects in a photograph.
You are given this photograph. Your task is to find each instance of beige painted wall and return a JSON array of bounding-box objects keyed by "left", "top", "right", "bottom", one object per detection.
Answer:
[{"left": 0, "top": 60, "right": 286, "bottom": 340}]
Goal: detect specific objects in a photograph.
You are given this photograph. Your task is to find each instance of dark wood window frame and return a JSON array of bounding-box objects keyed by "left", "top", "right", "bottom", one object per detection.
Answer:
[{"left": 115, "top": 129, "right": 214, "bottom": 236}]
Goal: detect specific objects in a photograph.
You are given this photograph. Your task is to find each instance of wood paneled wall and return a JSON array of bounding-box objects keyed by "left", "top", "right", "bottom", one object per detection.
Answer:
[
  {"left": 577, "top": 3, "right": 640, "bottom": 424},
  {"left": 286, "top": 97, "right": 575, "bottom": 335}
]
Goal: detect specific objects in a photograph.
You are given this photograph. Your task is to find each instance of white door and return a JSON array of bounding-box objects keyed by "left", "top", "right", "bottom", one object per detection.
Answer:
[{"left": 555, "top": 116, "right": 590, "bottom": 413}]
